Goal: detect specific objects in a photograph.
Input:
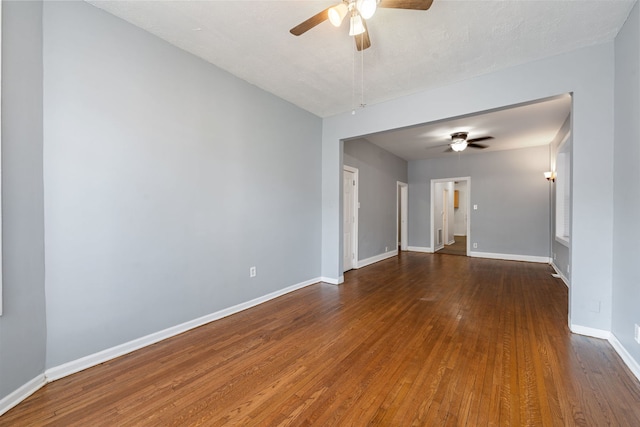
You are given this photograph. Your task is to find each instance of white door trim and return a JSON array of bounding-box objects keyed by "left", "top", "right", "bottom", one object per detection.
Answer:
[
  {"left": 430, "top": 177, "right": 471, "bottom": 255},
  {"left": 343, "top": 165, "right": 359, "bottom": 271},
  {"left": 443, "top": 188, "right": 450, "bottom": 245},
  {"left": 397, "top": 182, "right": 408, "bottom": 251}
]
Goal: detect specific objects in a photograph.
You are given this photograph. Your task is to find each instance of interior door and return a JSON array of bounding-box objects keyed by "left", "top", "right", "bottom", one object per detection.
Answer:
[
  {"left": 343, "top": 169, "right": 356, "bottom": 271},
  {"left": 398, "top": 183, "right": 408, "bottom": 251},
  {"left": 443, "top": 188, "right": 449, "bottom": 245}
]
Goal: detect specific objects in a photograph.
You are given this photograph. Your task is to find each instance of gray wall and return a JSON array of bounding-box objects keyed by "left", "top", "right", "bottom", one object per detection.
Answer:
[
  {"left": 613, "top": 1, "right": 640, "bottom": 364},
  {"left": 0, "top": 1, "right": 47, "bottom": 401},
  {"left": 550, "top": 115, "right": 572, "bottom": 281},
  {"left": 42, "top": 2, "right": 321, "bottom": 368},
  {"left": 409, "top": 145, "right": 550, "bottom": 257},
  {"left": 322, "top": 42, "right": 615, "bottom": 333},
  {"left": 3, "top": 0, "right": 638, "bottom": 408},
  {"left": 343, "top": 138, "right": 408, "bottom": 260}
]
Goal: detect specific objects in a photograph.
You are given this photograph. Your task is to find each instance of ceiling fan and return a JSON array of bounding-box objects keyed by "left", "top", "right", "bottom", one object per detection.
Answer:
[
  {"left": 446, "top": 132, "right": 493, "bottom": 152},
  {"left": 289, "top": 0, "right": 434, "bottom": 51}
]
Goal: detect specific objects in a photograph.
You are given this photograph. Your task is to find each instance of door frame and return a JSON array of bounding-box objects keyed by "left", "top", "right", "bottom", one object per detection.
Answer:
[
  {"left": 443, "top": 188, "right": 450, "bottom": 246},
  {"left": 343, "top": 165, "right": 359, "bottom": 270},
  {"left": 430, "top": 176, "right": 471, "bottom": 255},
  {"left": 397, "top": 181, "right": 408, "bottom": 251}
]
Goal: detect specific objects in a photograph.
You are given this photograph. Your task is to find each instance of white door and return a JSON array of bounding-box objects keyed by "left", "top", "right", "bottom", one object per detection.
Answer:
[
  {"left": 443, "top": 188, "right": 449, "bottom": 244},
  {"left": 343, "top": 169, "right": 356, "bottom": 271},
  {"left": 398, "top": 182, "right": 408, "bottom": 251}
]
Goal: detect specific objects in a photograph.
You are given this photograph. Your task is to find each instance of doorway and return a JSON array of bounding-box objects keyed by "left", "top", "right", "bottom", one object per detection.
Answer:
[
  {"left": 431, "top": 177, "right": 471, "bottom": 256},
  {"left": 343, "top": 166, "right": 358, "bottom": 272}
]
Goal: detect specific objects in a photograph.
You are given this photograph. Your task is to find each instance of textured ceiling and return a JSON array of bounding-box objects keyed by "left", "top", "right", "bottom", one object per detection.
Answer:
[{"left": 86, "top": 0, "right": 635, "bottom": 118}]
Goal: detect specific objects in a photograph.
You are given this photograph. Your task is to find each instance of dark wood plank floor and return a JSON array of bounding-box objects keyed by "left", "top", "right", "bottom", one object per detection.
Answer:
[{"left": 2, "top": 253, "right": 640, "bottom": 426}]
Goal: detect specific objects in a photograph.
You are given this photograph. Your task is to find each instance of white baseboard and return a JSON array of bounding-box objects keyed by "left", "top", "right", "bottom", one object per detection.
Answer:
[
  {"left": 608, "top": 334, "right": 640, "bottom": 383},
  {"left": 468, "top": 251, "right": 550, "bottom": 264},
  {"left": 406, "top": 248, "right": 548, "bottom": 265},
  {"left": 550, "top": 262, "right": 570, "bottom": 287},
  {"left": 407, "top": 246, "right": 433, "bottom": 253},
  {"left": 321, "top": 276, "right": 343, "bottom": 285},
  {"left": 570, "top": 324, "right": 611, "bottom": 340},
  {"left": 355, "top": 249, "right": 398, "bottom": 269},
  {"left": 0, "top": 374, "right": 46, "bottom": 417},
  {"left": 570, "top": 326, "right": 640, "bottom": 383},
  {"left": 447, "top": 239, "right": 456, "bottom": 245},
  {"left": 45, "top": 276, "right": 322, "bottom": 383}
]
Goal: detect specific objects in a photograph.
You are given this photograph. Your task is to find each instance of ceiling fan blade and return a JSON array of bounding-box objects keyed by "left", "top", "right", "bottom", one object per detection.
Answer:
[
  {"left": 466, "top": 136, "right": 494, "bottom": 144},
  {"left": 355, "top": 20, "right": 371, "bottom": 51},
  {"left": 467, "top": 142, "right": 489, "bottom": 149},
  {"left": 290, "top": 7, "right": 331, "bottom": 36},
  {"left": 378, "top": 0, "right": 433, "bottom": 10}
]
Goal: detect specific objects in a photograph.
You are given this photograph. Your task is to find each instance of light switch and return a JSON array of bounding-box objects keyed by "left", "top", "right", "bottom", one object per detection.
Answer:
[{"left": 473, "top": 204, "right": 478, "bottom": 210}]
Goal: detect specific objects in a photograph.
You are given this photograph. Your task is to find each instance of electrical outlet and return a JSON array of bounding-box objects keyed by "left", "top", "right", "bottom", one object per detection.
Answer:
[
  {"left": 567, "top": 264, "right": 570, "bottom": 273},
  {"left": 473, "top": 204, "right": 478, "bottom": 210},
  {"left": 249, "top": 266, "right": 257, "bottom": 278},
  {"left": 473, "top": 242, "right": 478, "bottom": 249},
  {"left": 635, "top": 324, "right": 640, "bottom": 344},
  {"left": 553, "top": 253, "right": 556, "bottom": 260},
  {"left": 385, "top": 246, "right": 388, "bottom": 252}
]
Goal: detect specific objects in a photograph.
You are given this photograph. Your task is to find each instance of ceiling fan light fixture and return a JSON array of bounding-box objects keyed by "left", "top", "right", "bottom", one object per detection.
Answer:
[
  {"left": 349, "top": 14, "right": 366, "bottom": 36},
  {"left": 356, "top": 0, "right": 377, "bottom": 19},
  {"left": 328, "top": 3, "right": 348, "bottom": 27},
  {"left": 451, "top": 132, "right": 467, "bottom": 144},
  {"left": 451, "top": 142, "right": 468, "bottom": 152}
]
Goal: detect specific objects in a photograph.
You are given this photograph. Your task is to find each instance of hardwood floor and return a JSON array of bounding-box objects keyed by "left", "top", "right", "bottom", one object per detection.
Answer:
[{"left": 2, "top": 253, "right": 640, "bottom": 426}]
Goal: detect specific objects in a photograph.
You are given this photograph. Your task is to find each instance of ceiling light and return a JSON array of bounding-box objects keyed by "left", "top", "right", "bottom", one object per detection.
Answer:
[
  {"left": 349, "top": 14, "right": 366, "bottom": 36},
  {"left": 328, "top": 3, "right": 348, "bottom": 27},
  {"left": 356, "top": 0, "right": 377, "bottom": 20},
  {"left": 451, "top": 142, "right": 467, "bottom": 152},
  {"left": 450, "top": 131, "right": 468, "bottom": 151}
]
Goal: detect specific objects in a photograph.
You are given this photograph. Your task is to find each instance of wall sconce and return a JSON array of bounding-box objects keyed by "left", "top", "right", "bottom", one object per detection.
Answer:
[{"left": 544, "top": 171, "right": 556, "bottom": 182}]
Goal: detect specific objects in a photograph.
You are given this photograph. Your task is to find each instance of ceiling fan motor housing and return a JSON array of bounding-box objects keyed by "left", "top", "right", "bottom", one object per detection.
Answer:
[{"left": 451, "top": 132, "right": 468, "bottom": 142}]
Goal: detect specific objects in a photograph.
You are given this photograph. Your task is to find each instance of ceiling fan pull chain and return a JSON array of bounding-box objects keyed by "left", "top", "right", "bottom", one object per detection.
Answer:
[
  {"left": 352, "top": 39, "right": 356, "bottom": 115},
  {"left": 360, "top": 33, "right": 365, "bottom": 109}
]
